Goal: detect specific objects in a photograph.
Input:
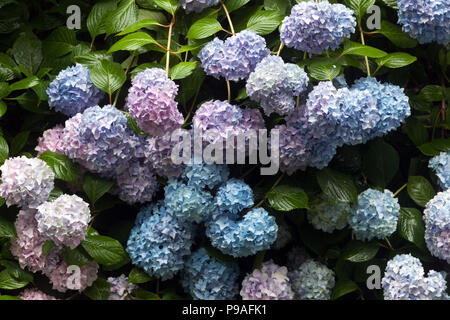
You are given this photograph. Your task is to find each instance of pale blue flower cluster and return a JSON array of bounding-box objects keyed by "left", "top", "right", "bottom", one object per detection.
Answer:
[
  {"left": 246, "top": 56, "right": 309, "bottom": 116},
  {"left": 46, "top": 64, "right": 103, "bottom": 116},
  {"left": 289, "top": 259, "right": 335, "bottom": 300},
  {"left": 307, "top": 196, "right": 351, "bottom": 233},
  {"left": 397, "top": 0, "right": 450, "bottom": 45},
  {"left": 126, "top": 202, "right": 195, "bottom": 280},
  {"left": 214, "top": 178, "right": 254, "bottom": 216},
  {"left": 182, "top": 160, "right": 229, "bottom": 190},
  {"left": 280, "top": 1, "right": 356, "bottom": 54},
  {"left": 181, "top": 248, "right": 240, "bottom": 300},
  {"left": 423, "top": 190, "right": 450, "bottom": 264},
  {"left": 348, "top": 189, "right": 400, "bottom": 241},
  {"left": 429, "top": 151, "right": 450, "bottom": 190},
  {"left": 180, "top": 0, "right": 219, "bottom": 13},
  {"left": 382, "top": 254, "right": 448, "bottom": 300},
  {"left": 198, "top": 30, "right": 270, "bottom": 82}
]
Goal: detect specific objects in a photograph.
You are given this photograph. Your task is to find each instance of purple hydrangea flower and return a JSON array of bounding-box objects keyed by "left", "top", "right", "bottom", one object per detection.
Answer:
[
  {"left": 180, "top": 0, "right": 220, "bottom": 13},
  {"left": 45, "top": 260, "right": 99, "bottom": 293},
  {"left": 429, "top": 151, "right": 450, "bottom": 190},
  {"left": 61, "top": 113, "right": 89, "bottom": 167},
  {"left": 19, "top": 288, "right": 58, "bottom": 300},
  {"left": 107, "top": 275, "right": 138, "bottom": 300},
  {"left": 46, "top": 64, "right": 104, "bottom": 116},
  {"left": 35, "top": 126, "right": 65, "bottom": 156}
]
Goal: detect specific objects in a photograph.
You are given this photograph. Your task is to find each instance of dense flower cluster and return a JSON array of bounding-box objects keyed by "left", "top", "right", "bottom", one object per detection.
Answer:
[
  {"left": 181, "top": 248, "right": 240, "bottom": 300},
  {"left": 198, "top": 30, "right": 270, "bottom": 81},
  {"left": 240, "top": 261, "right": 294, "bottom": 300},
  {"left": 107, "top": 275, "right": 138, "bottom": 300},
  {"left": 280, "top": 1, "right": 356, "bottom": 54},
  {"left": 397, "top": 0, "right": 450, "bottom": 45},
  {"left": 246, "top": 56, "right": 309, "bottom": 116},
  {"left": 429, "top": 151, "right": 450, "bottom": 190},
  {"left": 46, "top": 64, "right": 103, "bottom": 116},
  {"left": 179, "top": 0, "right": 219, "bottom": 13},
  {"left": 382, "top": 254, "right": 448, "bottom": 300},
  {"left": 19, "top": 288, "right": 57, "bottom": 300},
  {"left": 307, "top": 196, "right": 350, "bottom": 233},
  {"left": 45, "top": 260, "right": 99, "bottom": 293},
  {"left": 214, "top": 178, "right": 254, "bottom": 215},
  {"left": 289, "top": 259, "right": 335, "bottom": 300},
  {"left": 35, "top": 126, "right": 65, "bottom": 156},
  {"left": 182, "top": 161, "right": 229, "bottom": 190},
  {"left": 423, "top": 190, "right": 450, "bottom": 264},
  {"left": 348, "top": 189, "right": 400, "bottom": 241},
  {"left": 0, "top": 156, "right": 54, "bottom": 208}
]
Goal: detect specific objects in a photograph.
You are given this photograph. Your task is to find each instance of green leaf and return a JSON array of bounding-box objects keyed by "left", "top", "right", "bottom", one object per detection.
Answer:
[
  {"left": 362, "top": 140, "right": 399, "bottom": 188},
  {"left": 344, "top": 0, "right": 375, "bottom": 20},
  {"left": 87, "top": 0, "right": 117, "bottom": 39},
  {"left": 380, "top": 0, "right": 398, "bottom": 9},
  {"left": 117, "top": 19, "right": 161, "bottom": 36},
  {"left": 84, "top": 278, "right": 110, "bottom": 300},
  {"left": 375, "top": 21, "right": 417, "bottom": 48},
  {"left": 0, "top": 136, "right": 8, "bottom": 165},
  {"left": 308, "top": 63, "right": 341, "bottom": 81},
  {"left": 341, "top": 40, "right": 387, "bottom": 58},
  {"left": 0, "top": 216, "right": 16, "bottom": 238},
  {"left": 12, "top": 33, "right": 42, "bottom": 74},
  {"left": 418, "top": 139, "right": 450, "bottom": 156},
  {"left": 126, "top": 113, "right": 149, "bottom": 136},
  {"left": 135, "top": 288, "right": 160, "bottom": 300},
  {"left": 331, "top": 279, "right": 359, "bottom": 300},
  {"left": 39, "top": 151, "right": 79, "bottom": 183},
  {"left": 89, "top": 60, "right": 126, "bottom": 94},
  {"left": 0, "top": 82, "right": 10, "bottom": 98},
  {"left": 376, "top": 52, "right": 417, "bottom": 69},
  {"left": 43, "top": 27, "right": 77, "bottom": 58},
  {"left": 204, "top": 246, "right": 237, "bottom": 264},
  {"left": 226, "top": 0, "right": 251, "bottom": 12},
  {"left": 236, "top": 87, "right": 248, "bottom": 101},
  {"left": 74, "top": 51, "right": 113, "bottom": 67},
  {"left": 129, "top": 267, "right": 154, "bottom": 284},
  {"left": 246, "top": 10, "right": 283, "bottom": 35},
  {"left": 105, "top": 0, "right": 139, "bottom": 36},
  {"left": 83, "top": 174, "right": 114, "bottom": 205},
  {"left": 108, "top": 32, "right": 156, "bottom": 53},
  {"left": 10, "top": 131, "right": 29, "bottom": 156},
  {"left": 169, "top": 62, "right": 197, "bottom": 80},
  {"left": 341, "top": 241, "right": 379, "bottom": 263},
  {"left": 153, "top": 0, "right": 178, "bottom": 14},
  {"left": 316, "top": 168, "right": 358, "bottom": 203},
  {"left": 63, "top": 246, "right": 92, "bottom": 266},
  {"left": 0, "top": 265, "right": 32, "bottom": 290},
  {"left": 407, "top": 176, "right": 435, "bottom": 207},
  {"left": 81, "top": 234, "right": 129, "bottom": 266},
  {"left": 267, "top": 185, "right": 308, "bottom": 211},
  {"left": 0, "top": 295, "right": 21, "bottom": 300},
  {"left": 419, "top": 85, "right": 446, "bottom": 102},
  {"left": 8, "top": 76, "right": 39, "bottom": 92},
  {"left": 186, "top": 18, "right": 223, "bottom": 39},
  {"left": 42, "top": 240, "right": 54, "bottom": 255},
  {"left": 398, "top": 208, "right": 426, "bottom": 250},
  {"left": 404, "top": 117, "right": 429, "bottom": 146}
]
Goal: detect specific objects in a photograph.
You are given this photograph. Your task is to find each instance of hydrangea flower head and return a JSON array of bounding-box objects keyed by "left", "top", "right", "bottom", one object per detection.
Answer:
[
  {"left": 181, "top": 248, "right": 240, "bottom": 300},
  {"left": 19, "top": 288, "right": 58, "bottom": 300},
  {"left": 348, "top": 189, "right": 400, "bottom": 241},
  {"left": 35, "top": 126, "right": 65, "bottom": 156},
  {"left": 246, "top": 55, "right": 309, "bottom": 116},
  {"left": 107, "top": 275, "right": 138, "bottom": 300},
  {"left": 182, "top": 161, "right": 229, "bottom": 190},
  {"left": 429, "top": 151, "right": 450, "bottom": 190},
  {"left": 61, "top": 113, "right": 89, "bottom": 166},
  {"left": 397, "top": 0, "right": 450, "bottom": 45},
  {"left": 307, "top": 196, "right": 351, "bottom": 233},
  {"left": 46, "top": 64, "right": 104, "bottom": 116},
  {"left": 45, "top": 260, "right": 98, "bottom": 293},
  {"left": 214, "top": 178, "right": 254, "bottom": 215},
  {"left": 240, "top": 261, "right": 294, "bottom": 300},
  {"left": 280, "top": 1, "right": 356, "bottom": 54},
  {"left": 289, "top": 259, "right": 335, "bottom": 300},
  {"left": 0, "top": 156, "right": 54, "bottom": 209},
  {"left": 36, "top": 194, "right": 90, "bottom": 249},
  {"left": 423, "top": 190, "right": 450, "bottom": 263},
  {"left": 382, "top": 254, "right": 448, "bottom": 300},
  {"left": 180, "top": 0, "right": 220, "bottom": 13}
]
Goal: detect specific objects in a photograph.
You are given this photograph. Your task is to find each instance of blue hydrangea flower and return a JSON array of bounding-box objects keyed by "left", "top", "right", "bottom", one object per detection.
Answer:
[
  {"left": 164, "top": 179, "right": 214, "bottom": 223},
  {"left": 180, "top": 0, "right": 220, "bottom": 13},
  {"left": 348, "top": 189, "right": 400, "bottom": 241},
  {"left": 280, "top": 1, "right": 356, "bottom": 54},
  {"left": 214, "top": 178, "right": 254, "bottom": 216},
  {"left": 198, "top": 30, "right": 270, "bottom": 82},
  {"left": 46, "top": 64, "right": 104, "bottom": 116},
  {"left": 429, "top": 151, "right": 450, "bottom": 190},
  {"left": 182, "top": 161, "right": 229, "bottom": 190},
  {"left": 181, "top": 248, "right": 240, "bottom": 300},
  {"left": 423, "top": 190, "right": 450, "bottom": 264},
  {"left": 246, "top": 56, "right": 309, "bottom": 116},
  {"left": 397, "top": 0, "right": 450, "bottom": 45},
  {"left": 126, "top": 202, "right": 195, "bottom": 280},
  {"left": 289, "top": 259, "right": 335, "bottom": 300},
  {"left": 307, "top": 196, "right": 351, "bottom": 233},
  {"left": 382, "top": 254, "right": 448, "bottom": 300},
  {"left": 206, "top": 207, "right": 278, "bottom": 257}
]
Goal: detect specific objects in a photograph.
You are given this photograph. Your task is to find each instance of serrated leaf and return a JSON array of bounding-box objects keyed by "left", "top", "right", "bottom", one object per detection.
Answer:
[
  {"left": 267, "top": 185, "right": 308, "bottom": 211},
  {"left": 341, "top": 40, "right": 387, "bottom": 58},
  {"left": 39, "top": 151, "right": 79, "bottom": 183},
  {"left": 81, "top": 234, "right": 129, "bottom": 266},
  {"left": 407, "top": 176, "right": 435, "bottom": 207},
  {"left": 341, "top": 241, "right": 379, "bottom": 262},
  {"left": 344, "top": 0, "right": 375, "bottom": 20},
  {"left": 63, "top": 246, "right": 92, "bottom": 266},
  {"left": 376, "top": 52, "right": 417, "bottom": 68},
  {"left": 308, "top": 63, "right": 341, "bottom": 81},
  {"left": 105, "top": 0, "right": 139, "bottom": 36},
  {"left": 153, "top": 0, "right": 178, "bottom": 14},
  {"left": 129, "top": 267, "right": 154, "bottom": 284},
  {"left": 43, "top": 27, "right": 77, "bottom": 58},
  {"left": 186, "top": 18, "right": 222, "bottom": 39},
  {"left": 246, "top": 10, "right": 283, "bottom": 35},
  {"left": 169, "top": 62, "right": 197, "bottom": 80},
  {"left": 87, "top": 0, "right": 117, "bottom": 39},
  {"left": 126, "top": 113, "right": 149, "bottom": 135},
  {"left": 12, "top": 33, "right": 42, "bottom": 74},
  {"left": 0, "top": 217, "right": 16, "bottom": 238},
  {"left": 74, "top": 51, "right": 113, "bottom": 67},
  {"left": 317, "top": 168, "right": 357, "bottom": 203},
  {"left": 398, "top": 208, "right": 426, "bottom": 250},
  {"left": 117, "top": 19, "right": 161, "bottom": 36},
  {"left": 84, "top": 278, "right": 110, "bottom": 300},
  {"left": 89, "top": 60, "right": 126, "bottom": 94},
  {"left": 82, "top": 174, "right": 114, "bottom": 205},
  {"left": 108, "top": 32, "right": 156, "bottom": 53},
  {"left": 419, "top": 85, "right": 446, "bottom": 102}
]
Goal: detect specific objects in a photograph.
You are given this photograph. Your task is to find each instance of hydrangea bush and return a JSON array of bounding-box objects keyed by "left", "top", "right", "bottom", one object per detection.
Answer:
[{"left": 0, "top": 0, "right": 448, "bottom": 301}]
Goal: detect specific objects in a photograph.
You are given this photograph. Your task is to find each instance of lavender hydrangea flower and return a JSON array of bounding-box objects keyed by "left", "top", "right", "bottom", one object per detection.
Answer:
[
  {"left": 35, "top": 126, "right": 65, "bottom": 156},
  {"left": 180, "top": 0, "right": 220, "bottom": 13},
  {"left": 126, "top": 202, "right": 195, "bottom": 280},
  {"left": 0, "top": 156, "right": 54, "bottom": 209},
  {"left": 46, "top": 64, "right": 104, "bottom": 116},
  {"left": 126, "top": 68, "right": 183, "bottom": 136},
  {"left": 348, "top": 189, "right": 400, "bottom": 241},
  {"left": 214, "top": 178, "right": 254, "bottom": 216},
  {"left": 164, "top": 179, "right": 214, "bottom": 223},
  {"left": 382, "top": 254, "right": 448, "bottom": 300},
  {"left": 181, "top": 161, "right": 229, "bottom": 190},
  {"left": 240, "top": 261, "right": 294, "bottom": 300},
  {"left": 61, "top": 113, "right": 89, "bottom": 166},
  {"left": 397, "top": 0, "right": 450, "bottom": 45},
  {"left": 36, "top": 194, "right": 90, "bottom": 249},
  {"left": 19, "top": 288, "right": 58, "bottom": 300},
  {"left": 107, "top": 275, "right": 138, "bottom": 300},
  {"left": 423, "top": 190, "right": 450, "bottom": 264},
  {"left": 307, "top": 196, "right": 351, "bottom": 233},
  {"left": 198, "top": 30, "right": 270, "bottom": 82},
  {"left": 280, "top": 1, "right": 356, "bottom": 54},
  {"left": 246, "top": 56, "right": 309, "bottom": 116},
  {"left": 289, "top": 259, "right": 335, "bottom": 300},
  {"left": 429, "top": 151, "right": 450, "bottom": 190},
  {"left": 181, "top": 248, "right": 240, "bottom": 300},
  {"left": 45, "top": 260, "right": 99, "bottom": 293}
]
